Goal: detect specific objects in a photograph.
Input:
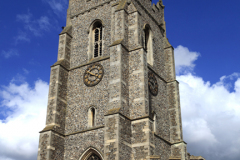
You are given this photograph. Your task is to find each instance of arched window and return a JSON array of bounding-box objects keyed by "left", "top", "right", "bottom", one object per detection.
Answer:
[
  {"left": 93, "top": 22, "right": 102, "bottom": 58},
  {"left": 79, "top": 147, "right": 103, "bottom": 160},
  {"left": 144, "top": 25, "right": 153, "bottom": 66},
  {"left": 153, "top": 113, "right": 156, "bottom": 133},
  {"left": 88, "top": 107, "right": 96, "bottom": 127},
  {"left": 87, "top": 154, "right": 101, "bottom": 160}
]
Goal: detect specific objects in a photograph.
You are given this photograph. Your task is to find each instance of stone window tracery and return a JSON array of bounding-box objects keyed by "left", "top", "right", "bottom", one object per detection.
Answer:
[
  {"left": 93, "top": 22, "right": 102, "bottom": 58},
  {"left": 88, "top": 20, "right": 103, "bottom": 60},
  {"left": 87, "top": 153, "right": 101, "bottom": 160}
]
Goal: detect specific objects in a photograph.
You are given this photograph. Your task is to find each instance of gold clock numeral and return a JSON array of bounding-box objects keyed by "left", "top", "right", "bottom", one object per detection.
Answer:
[{"left": 84, "top": 63, "right": 104, "bottom": 87}]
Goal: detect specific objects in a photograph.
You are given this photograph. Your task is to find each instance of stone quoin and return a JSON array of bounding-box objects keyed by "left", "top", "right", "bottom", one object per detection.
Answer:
[{"left": 37, "top": 0, "right": 205, "bottom": 160}]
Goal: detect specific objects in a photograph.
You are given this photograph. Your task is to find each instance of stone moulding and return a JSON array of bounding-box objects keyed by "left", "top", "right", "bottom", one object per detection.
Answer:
[
  {"left": 147, "top": 64, "right": 180, "bottom": 84},
  {"left": 154, "top": 133, "right": 172, "bottom": 145},
  {"left": 79, "top": 147, "right": 104, "bottom": 160},
  {"left": 65, "top": 126, "right": 105, "bottom": 136},
  {"left": 59, "top": 25, "right": 72, "bottom": 37},
  {"left": 51, "top": 59, "right": 70, "bottom": 71},
  {"left": 70, "top": 56, "right": 110, "bottom": 71},
  {"left": 146, "top": 155, "right": 161, "bottom": 159},
  {"left": 51, "top": 56, "right": 110, "bottom": 72},
  {"left": 39, "top": 125, "right": 105, "bottom": 137}
]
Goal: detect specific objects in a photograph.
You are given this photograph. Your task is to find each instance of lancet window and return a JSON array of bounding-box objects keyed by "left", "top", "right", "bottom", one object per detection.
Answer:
[
  {"left": 93, "top": 22, "right": 102, "bottom": 58},
  {"left": 88, "top": 107, "right": 96, "bottom": 127},
  {"left": 144, "top": 25, "right": 153, "bottom": 66}
]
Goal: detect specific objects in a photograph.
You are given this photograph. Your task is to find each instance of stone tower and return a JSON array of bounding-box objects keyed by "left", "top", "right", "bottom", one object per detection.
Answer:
[{"left": 37, "top": 0, "right": 204, "bottom": 160}]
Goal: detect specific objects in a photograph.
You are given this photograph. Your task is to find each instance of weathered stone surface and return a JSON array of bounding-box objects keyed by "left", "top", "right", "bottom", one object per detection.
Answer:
[{"left": 37, "top": 0, "right": 203, "bottom": 160}]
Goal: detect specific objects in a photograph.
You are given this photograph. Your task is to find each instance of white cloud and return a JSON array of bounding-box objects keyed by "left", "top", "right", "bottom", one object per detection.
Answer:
[
  {"left": 174, "top": 46, "right": 240, "bottom": 160},
  {"left": 1, "top": 49, "right": 19, "bottom": 59},
  {"left": 23, "top": 68, "right": 29, "bottom": 75},
  {"left": 38, "top": 16, "right": 51, "bottom": 31},
  {"left": 16, "top": 11, "right": 51, "bottom": 37},
  {"left": 42, "top": 0, "right": 68, "bottom": 16},
  {"left": 14, "top": 31, "right": 30, "bottom": 44},
  {"left": 0, "top": 80, "right": 48, "bottom": 160},
  {"left": 0, "top": 44, "right": 239, "bottom": 160},
  {"left": 174, "top": 45, "right": 200, "bottom": 74}
]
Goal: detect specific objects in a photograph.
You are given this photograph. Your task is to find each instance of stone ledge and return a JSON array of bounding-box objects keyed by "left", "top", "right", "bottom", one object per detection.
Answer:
[
  {"left": 109, "top": 39, "right": 124, "bottom": 47},
  {"left": 105, "top": 108, "right": 121, "bottom": 115},
  {"left": 172, "top": 140, "right": 187, "bottom": 145},
  {"left": 39, "top": 125, "right": 104, "bottom": 137},
  {"left": 59, "top": 25, "right": 72, "bottom": 37},
  {"left": 169, "top": 156, "right": 181, "bottom": 160},
  {"left": 40, "top": 125, "right": 55, "bottom": 133},
  {"left": 70, "top": 56, "right": 110, "bottom": 71},
  {"left": 154, "top": 133, "right": 172, "bottom": 145},
  {"left": 109, "top": 39, "right": 129, "bottom": 52},
  {"left": 105, "top": 109, "right": 154, "bottom": 122},
  {"left": 65, "top": 126, "right": 105, "bottom": 136},
  {"left": 115, "top": 0, "right": 127, "bottom": 12},
  {"left": 148, "top": 64, "right": 168, "bottom": 83},
  {"left": 146, "top": 155, "right": 161, "bottom": 159},
  {"left": 51, "top": 59, "right": 70, "bottom": 70},
  {"left": 39, "top": 125, "right": 65, "bottom": 137},
  {"left": 189, "top": 155, "right": 205, "bottom": 160}
]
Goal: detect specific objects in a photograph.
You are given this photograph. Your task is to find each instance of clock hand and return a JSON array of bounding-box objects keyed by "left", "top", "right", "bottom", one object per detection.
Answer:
[
  {"left": 87, "top": 71, "right": 99, "bottom": 77},
  {"left": 87, "top": 71, "right": 96, "bottom": 76}
]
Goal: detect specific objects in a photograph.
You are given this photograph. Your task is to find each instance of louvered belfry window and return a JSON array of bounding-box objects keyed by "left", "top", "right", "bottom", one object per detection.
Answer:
[{"left": 94, "top": 23, "right": 102, "bottom": 58}]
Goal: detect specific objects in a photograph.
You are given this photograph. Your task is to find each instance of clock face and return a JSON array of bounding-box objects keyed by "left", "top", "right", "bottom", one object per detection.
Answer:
[
  {"left": 84, "top": 63, "right": 104, "bottom": 87},
  {"left": 148, "top": 72, "right": 158, "bottom": 96}
]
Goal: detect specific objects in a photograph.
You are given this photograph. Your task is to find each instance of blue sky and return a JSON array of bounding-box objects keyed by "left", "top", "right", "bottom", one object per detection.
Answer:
[{"left": 0, "top": 0, "right": 240, "bottom": 160}]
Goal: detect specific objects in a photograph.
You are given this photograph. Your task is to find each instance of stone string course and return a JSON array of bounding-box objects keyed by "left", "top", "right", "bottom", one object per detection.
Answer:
[{"left": 37, "top": 0, "right": 204, "bottom": 160}]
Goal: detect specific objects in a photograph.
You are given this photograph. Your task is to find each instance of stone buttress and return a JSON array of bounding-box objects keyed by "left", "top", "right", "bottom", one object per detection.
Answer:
[
  {"left": 37, "top": 26, "right": 72, "bottom": 160},
  {"left": 37, "top": 0, "right": 203, "bottom": 160}
]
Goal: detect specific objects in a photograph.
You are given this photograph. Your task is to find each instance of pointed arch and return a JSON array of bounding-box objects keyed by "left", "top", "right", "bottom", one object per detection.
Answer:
[
  {"left": 88, "top": 19, "right": 104, "bottom": 60},
  {"left": 79, "top": 147, "right": 104, "bottom": 160},
  {"left": 143, "top": 24, "right": 154, "bottom": 66}
]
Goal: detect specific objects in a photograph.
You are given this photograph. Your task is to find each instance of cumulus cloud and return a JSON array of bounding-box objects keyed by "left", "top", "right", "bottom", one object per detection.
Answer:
[
  {"left": 174, "top": 45, "right": 200, "bottom": 74},
  {"left": 0, "top": 80, "right": 48, "bottom": 160},
  {"left": 175, "top": 46, "right": 240, "bottom": 160},
  {"left": 0, "top": 44, "right": 239, "bottom": 160},
  {"left": 1, "top": 49, "right": 19, "bottom": 59},
  {"left": 16, "top": 11, "right": 51, "bottom": 37}
]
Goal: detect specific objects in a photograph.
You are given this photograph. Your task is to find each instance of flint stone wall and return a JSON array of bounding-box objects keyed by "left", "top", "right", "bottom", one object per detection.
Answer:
[
  {"left": 64, "top": 128, "right": 104, "bottom": 160},
  {"left": 66, "top": 60, "right": 110, "bottom": 134}
]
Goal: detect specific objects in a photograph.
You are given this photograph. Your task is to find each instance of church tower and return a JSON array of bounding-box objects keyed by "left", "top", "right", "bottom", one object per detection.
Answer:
[{"left": 37, "top": 0, "right": 204, "bottom": 160}]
